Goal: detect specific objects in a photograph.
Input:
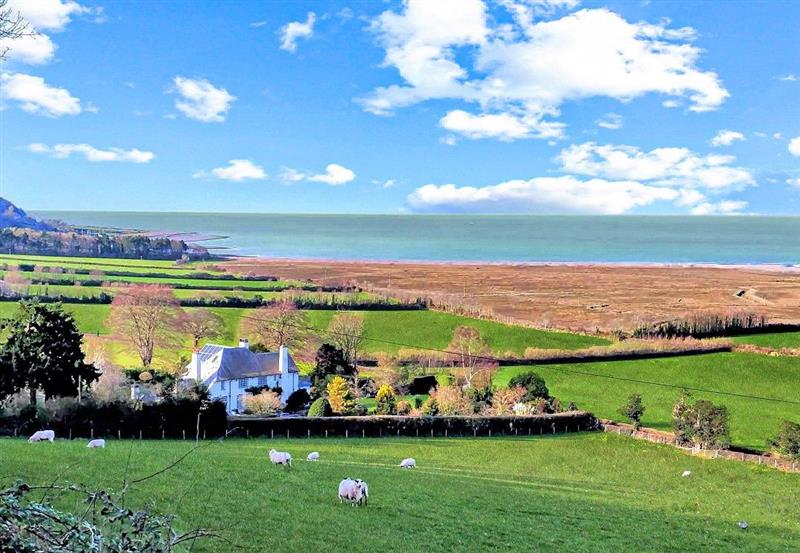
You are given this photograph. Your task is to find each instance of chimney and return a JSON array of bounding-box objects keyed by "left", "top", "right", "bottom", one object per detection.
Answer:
[
  {"left": 239, "top": 338, "right": 250, "bottom": 350},
  {"left": 279, "top": 345, "right": 289, "bottom": 374},
  {"left": 192, "top": 350, "right": 202, "bottom": 381}
]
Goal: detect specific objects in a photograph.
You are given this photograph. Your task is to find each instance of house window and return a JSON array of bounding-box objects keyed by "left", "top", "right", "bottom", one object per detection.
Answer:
[
  {"left": 258, "top": 376, "right": 269, "bottom": 386},
  {"left": 238, "top": 378, "right": 248, "bottom": 388},
  {"left": 221, "top": 381, "right": 226, "bottom": 391}
]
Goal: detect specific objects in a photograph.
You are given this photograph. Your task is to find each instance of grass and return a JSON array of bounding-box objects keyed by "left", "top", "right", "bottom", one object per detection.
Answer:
[
  {"left": 733, "top": 331, "right": 800, "bottom": 349},
  {"left": 0, "top": 302, "right": 110, "bottom": 334},
  {"left": 1, "top": 434, "right": 797, "bottom": 552},
  {"left": 305, "top": 310, "right": 608, "bottom": 354},
  {"left": 495, "top": 352, "right": 800, "bottom": 451}
]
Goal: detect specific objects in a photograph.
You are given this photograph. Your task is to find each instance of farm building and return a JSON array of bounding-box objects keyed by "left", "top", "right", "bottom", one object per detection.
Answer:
[{"left": 184, "top": 339, "right": 300, "bottom": 414}]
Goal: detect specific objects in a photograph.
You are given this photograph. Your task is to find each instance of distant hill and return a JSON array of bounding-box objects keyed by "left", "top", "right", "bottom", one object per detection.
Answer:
[{"left": 0, "top": 198, "right": 55, "bottom": 231}]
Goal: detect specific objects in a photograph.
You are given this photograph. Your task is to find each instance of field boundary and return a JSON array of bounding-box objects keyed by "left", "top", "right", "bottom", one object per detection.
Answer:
[
  {"left": 230, "top": 412, "right": 596, "bottom": 439},
  {"left": 498, "top": 346, "right": 731, "bottom": 365},
  {"left": 599, "top": 420, "right": 800, "bottom": 474}
]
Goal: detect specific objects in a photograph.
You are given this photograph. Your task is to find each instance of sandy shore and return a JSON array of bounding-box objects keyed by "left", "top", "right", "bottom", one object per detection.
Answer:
[{"left": 220, "top": 258, "right": 800, "bottom": 332}]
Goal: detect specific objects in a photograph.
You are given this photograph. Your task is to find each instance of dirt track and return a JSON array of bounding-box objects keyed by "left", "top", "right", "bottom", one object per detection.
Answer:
[{"left": 221, "top": 259, "right": 800, "bottom": 332}]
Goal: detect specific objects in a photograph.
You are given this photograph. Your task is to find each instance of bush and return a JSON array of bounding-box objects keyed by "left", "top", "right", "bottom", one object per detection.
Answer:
[
  {"left": 396, "top": 400, "right": 412, "bottom": 415},
  {"left": 375, "top": 384, "right": 397, "bottom": 415},
  {"left": 326, "top": 376, "right": 356, "bottom": 415},
  {"left": 772, "top": 420, "right": 800, "bottom": 460},
  {"left": 508, "top": 371, "right": 549, "bottom": 402},
  {"left": 307, "top": 397, "right": 332, "bottom": 418},
  {"left": 409, "top": 375, "right": 438, "bottom": 395},
  {"left": 420, "top": 396, "right": 438, "bottom": 416},
  {"left": 619, "top": 393, "right": 645, "bottom": 429},
  {"left": 429, "top": 385, "right": 471, "bottom": 416},
  {"left": 672, "top": 392, "right": 730, "bottom": 449},
  {"left": 490, "top": 387, "right": 525, "bottom": 416},
  {"left": 243, "top": 390, "right": 282, "bottom": 415},
  {"left": 285, "top": 389, "right": 311, "bottom": 413}
]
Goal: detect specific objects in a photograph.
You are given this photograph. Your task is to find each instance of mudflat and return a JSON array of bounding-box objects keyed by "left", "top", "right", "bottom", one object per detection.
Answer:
[{"left": 220, "top": 259, "right": 800, "bottom": 332}]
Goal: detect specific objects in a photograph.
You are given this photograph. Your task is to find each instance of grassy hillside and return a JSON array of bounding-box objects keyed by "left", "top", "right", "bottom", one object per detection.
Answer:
[
  {"left": 2, "top": 434, "right": 797, "bottom": 552},
  {"left": 732, "top": 331, "right": 800, "bottom": 349},
  {"left": 495, "top": 352, "right": 800, "bottom": 450}
]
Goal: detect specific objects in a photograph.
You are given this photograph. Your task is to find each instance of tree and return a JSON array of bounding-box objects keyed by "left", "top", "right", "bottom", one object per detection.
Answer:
[
  {"left": 375, "top": 384, "right": 397, "bottom": 415},
  {"left": 508, "top": 371, "right": 549, "bottom": 403},
  {"left": 619, "top": 393, "right": 645, "bottom": 429},
  {"left": 308, "top": 397, "right": 332, "bottom": 417},
  {"left": 491, "top": 387, "right": 526, "bottom": 415},
  {"left": 285, "top": 388, "right": 311, "bottom": 412},
  {"left": 242, "top": 301, "right": 308, "bottom": 350},
  {"left": 429, "top": 385, "right": 471, "bottom": 415},
  {"left": 772, "top": 420, "right": 800, "bottom": 460},
  {"left": 108, "top": 285, "right": 182, "bottom": 367},
  {"left": 0, "top": 0, "right": 30, "bottom": 60},
  {"left": 326, "top": 312, "right": 365, "bottom": 370},
  {"left": 672, "top": 391, "right": 730, "bottom": 449},
  {"left": 0, "top": 301, "right": 98, "bottom": 405},
  {"left": 177, "top": 309, "right": 224, "bottom": 350},
  {"left": 310, "top": 343, "right": 354, "bottom": 397},
  {"left": 326, "top": 376, "right": 355, "bottom": 415},
  {"left": 448, "top": 326, "right": 496, "bottom": 388}
]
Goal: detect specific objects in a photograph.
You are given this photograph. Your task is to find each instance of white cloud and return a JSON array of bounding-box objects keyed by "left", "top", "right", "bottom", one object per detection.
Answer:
[
  {"left": 440, "top": 135, "right": 457, "bottom": 146},
  {"left": 170, "top": 76, "right": 236, "bottom": 123},
  {"left": 440, "top": 109, "right": 564, "bottom": 140},
  {"left": 250, "top": 20, "right": 268, "bottom": 28},
  {"left": 361, "top": 2, "right": 727, "bottom": 140},
  {"left": 595, "top": 113, "right": 623, "bottom": 130},
  {"left": 195, "top": 160, "right": 267, "bottom": 181},
  {"left": 0, "top": 33, "right": 56, "bottom": 64},
  {"left": 789, "top": 137, "right": 800, "bottom": 157},
  {"left": 710, "top": 129, "right": 745, "bottom": 147},
  {"left": 279, "top": 12, "right": 315, "bottom": 52},
  {"left": 281, "top": 163, "right": 356, "bottom": 186},
  {"left": 558, "top": 142, "right": 754, "bottom": 190},
  {"left": 372, "top": 179, "right": 397, "bottom": 189},
  {"left": 7, "top": 0, "right": 91, "bottom": 31},
  {"left": 0, "top": 72, "right": 81, "bottom": 116},
  {"left": 786, "top": 178, "right": 800, "bottom": 189},
  {"left": 690, "top": 200, "right": 748, "bottom": 215},
  {"left": 779, "top": 74, "right": 798, "bottom": 82},
  {"left": 408, "top": 176, "right": 681, "bottom": 214},
  {"left": 28, "top": 142, "right": 155, "bottom": 163}
]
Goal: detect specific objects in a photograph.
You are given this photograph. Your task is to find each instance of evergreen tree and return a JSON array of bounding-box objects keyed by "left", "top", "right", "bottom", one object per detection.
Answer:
[{"left": 0, "top": 301, "right": 99, "bottom": 404}]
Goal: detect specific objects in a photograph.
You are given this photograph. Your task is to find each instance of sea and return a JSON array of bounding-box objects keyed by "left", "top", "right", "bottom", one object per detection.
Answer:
[{"left": 32, "top": 212, "right": 800, "bottom": 266}]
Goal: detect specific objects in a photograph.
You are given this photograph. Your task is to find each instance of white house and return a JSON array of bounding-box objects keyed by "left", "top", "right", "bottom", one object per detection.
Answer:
[{"left": 184, "top": 339, "right": 299, "bottom": 414}]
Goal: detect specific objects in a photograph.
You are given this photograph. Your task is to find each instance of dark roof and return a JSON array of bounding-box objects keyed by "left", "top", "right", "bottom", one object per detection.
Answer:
[{"left": 190, "top": 344, "right": 298, "bottom": 380}]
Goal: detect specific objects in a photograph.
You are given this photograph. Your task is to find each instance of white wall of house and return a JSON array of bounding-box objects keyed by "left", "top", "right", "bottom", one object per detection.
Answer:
[{"left": 207, "top": 373, "right": 299, "bottom": 414}]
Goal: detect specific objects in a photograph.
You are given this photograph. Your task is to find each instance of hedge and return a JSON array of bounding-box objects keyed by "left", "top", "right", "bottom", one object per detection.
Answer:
[
  {"left": 228, "top": 412, "right": 596, "bottom": 438},
  {"left": 0, "top": 399, "right": 228, "bottom": 440}
]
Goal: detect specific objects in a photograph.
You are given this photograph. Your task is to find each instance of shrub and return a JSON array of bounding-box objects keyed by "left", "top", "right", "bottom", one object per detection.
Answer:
[
  {"left": 772, "top": 420, "right": 800, "bottom": 460},
  {"left": 420, "top": 396, "right": 439, "bottom": 416},
  {"left": 396, "top": 400, "right": 412, "bottom": 415},
  {"left": 375, "top": 384, "right": 397, "bottom": 415},
  {"left": 619, "top": 393, "right": 645, "bottom": 429},
  {"left": 409, "top": 375, "right": 438, "bottom": 395},
  {"left": 307, "top": 398, "right": 331, "bottom": 417},
  {"left": 429, "top": 385, "right": 471, "bottom": 416},
  {"left": 326, "top": 376, "right": 356, "bottom": 415},
  {"left": 491, "top": 387, "right": 525, "bottom": 416},
  {"left": 508, "top": 371, "right": 549, "bottom": 402},
  {"left": 243, "top": 390, "right": 282, "bottom": 415},
  {"left": 672, "top": 392, "right": 730, "bottom": 449},
  {"left": 285, "top": 389, "right": 311, "bottom": 413}
]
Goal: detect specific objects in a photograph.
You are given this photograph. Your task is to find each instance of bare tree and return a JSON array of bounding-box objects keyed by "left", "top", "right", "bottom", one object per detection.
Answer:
[
  {"left": 242, "top": 301, "right": 308, "bottom": 350},
  {"left": 326, "top": 312, "right": 365, "bottom": 370},
  {"left": 0, "top": 0, "right": 31, "bottom": 60},
  {"left": 177, "top": 309, "right": 224, "bottom": 350},
  {"left": 448, "top": 326, "right": 496, "bottom": 389},
  {"left": 108, "top": 285, "right": 182, "bottom": 367}
]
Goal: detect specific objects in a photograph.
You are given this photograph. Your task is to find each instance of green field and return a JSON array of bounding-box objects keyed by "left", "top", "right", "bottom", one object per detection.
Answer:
[
  {"left": 0, "top": 302, "right": 111, "bottom": 334},
  {"left": 1, "top": 434, "right": 797, "bottom": 552},
  {"left": 495, "top": 352, "right": 800, "bottom": 450},
  {"left": 733, "top": 331, "right": 800, "bottom": 349},
  {"left": 305, "top": 310, "right": 608, "bottom": 354}
]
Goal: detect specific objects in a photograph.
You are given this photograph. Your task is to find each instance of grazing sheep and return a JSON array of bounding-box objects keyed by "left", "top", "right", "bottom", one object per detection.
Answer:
[
  {"left": 338, "top": 478, "right": 363, "bottom": 506},
  {"left": 307, "top": 451, "right": 320, "bottom": 461},
  {"left": 28, "top": 430, "right": 55, "bottom": 443},
  {"left": 681, "top": 470, "right": 692, "bottom": 477},
  {"left": 87, "top": 439, "right": 106, "bottom": 449},
  {"left": 399, "top": 458, "right": 416, "bottom": 469},
  {"left": 268, "top": 448, "right": 292, "bottom": 467}
]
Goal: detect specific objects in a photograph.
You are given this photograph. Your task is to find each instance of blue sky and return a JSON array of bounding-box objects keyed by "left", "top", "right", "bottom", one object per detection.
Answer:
[{"left": 1, "top": 0, "right": 799, "bottom": 215}]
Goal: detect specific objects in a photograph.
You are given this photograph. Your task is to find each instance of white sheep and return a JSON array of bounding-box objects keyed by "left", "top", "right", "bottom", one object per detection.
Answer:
[
  {"left": 28, "top": 430, "right": 55, "bottom": 443},
  {"left": 681, "top": 470, "right": 692, "bottom": 477},
  {"left": 87, "top": 439, "right": 106, "bottom": 448},
  {"left": 307, "top": 451, "right": 320, "bottom": 461},
  {"left": 338, "top": 478, "right": 363, "bottom": 506},
  {"left": 268, "top": 448, "right": 292, "bottom": 467},
  {"left": 399, "top": 457, "right": 416, "bottom": 469},
  {"left": 356, "top": 479, "right": 369, "bottom": 506}
]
